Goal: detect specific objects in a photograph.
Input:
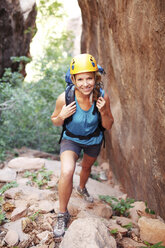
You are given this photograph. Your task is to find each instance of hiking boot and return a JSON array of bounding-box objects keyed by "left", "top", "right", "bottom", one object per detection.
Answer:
[
  {"left": 53, "top": 210, "right": 70, "bottom": 237},
  {"left": 76, "top": 186, "right": 94, "bottom": 203}
]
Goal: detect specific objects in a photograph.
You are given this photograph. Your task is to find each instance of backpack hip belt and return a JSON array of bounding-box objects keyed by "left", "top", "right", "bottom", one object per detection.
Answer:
[{"left": 65, "top": 126, "right": 101, "bottom": 140}]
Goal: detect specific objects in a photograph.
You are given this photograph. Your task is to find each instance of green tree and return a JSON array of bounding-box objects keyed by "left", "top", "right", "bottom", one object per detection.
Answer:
[{"left": 0, "top": 0, "right": 74, "bottom": 161}]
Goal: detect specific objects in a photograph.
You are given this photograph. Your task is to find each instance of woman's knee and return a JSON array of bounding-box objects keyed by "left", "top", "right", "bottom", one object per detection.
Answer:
[
  {"left": 60, "top": 168, "right": 74, "bottom": 182},
  {"left": 82, "top": 154, "right": 97, "bottom": 168},
  {"left": 81, "top": 165, "right": 91, "bottom": 173}
]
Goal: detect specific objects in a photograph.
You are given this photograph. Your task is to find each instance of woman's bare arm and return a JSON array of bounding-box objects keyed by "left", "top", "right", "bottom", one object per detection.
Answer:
[{"left": 51, "top": 92, "right": 76, "bottom": 126}]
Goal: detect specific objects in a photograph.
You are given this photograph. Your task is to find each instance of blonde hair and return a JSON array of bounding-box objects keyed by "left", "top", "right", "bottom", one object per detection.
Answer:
[{"left": 93, "top": 71, "right": 103, "bottom": 101}]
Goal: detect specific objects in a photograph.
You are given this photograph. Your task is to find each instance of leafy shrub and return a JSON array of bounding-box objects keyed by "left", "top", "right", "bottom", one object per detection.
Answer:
[
  {"left": 24, "top": 167, "right": 53, "bottom": 188},
  {"left": 99, "top": 195, "right": 135, "bottom": 217},
  {"left": 141, "top": 241, "right": 165, "bottom": 248},
  {"left": 0, "top": 181, "right": 18, "bottom": 195},
  {"left": 145, "top": 202, "right": 155, "bottom": 215},
  {"left": 0, "top": 182, "right": 18, "bottom": 225},
  {"left": 0, "top": 196, "right": 6, "bottom": 225}
]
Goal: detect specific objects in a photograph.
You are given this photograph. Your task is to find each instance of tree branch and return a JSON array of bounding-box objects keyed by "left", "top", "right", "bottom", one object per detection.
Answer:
[{"left": 0, "top": 99, "right": 16, "bottom": 111}]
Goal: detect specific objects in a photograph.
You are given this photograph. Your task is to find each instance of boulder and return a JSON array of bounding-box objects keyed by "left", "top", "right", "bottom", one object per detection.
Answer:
[
  {"left": 4, "top": 218, "right": 29, "bottom": 242},
  {"left": 93, "top": 203, "right": 113, "bottom": 219},
  {"left": 0, "top": 167, "right": 16, "bottom": 182},
  {"left": 129, "top": 201, "right": 146, "bottom": 223},
  {"left": 108, "top": 219, "right": 128, "bottom": 235},
  {"left": 4, "top": 185, "right": 55, "bottom": 201},
  {"left": 138, "top": 216, "right": 165, "bottom": 245},
  {"left": 115, "top": 216, "right": 138, "bottom": 228},
  {"left": 60, "top": 217, "right": 117, "bottom": 248},
  {"left": 119, "top": 237, "right": 144, "bottom": 248},
  {"left": 10, "top": 206, "right": 28, "bottom": 221},
  {"left": 36, "top": 230, "right": 52, "bottom": 241},
  {"left": 7, "top": 157, "right": 45, "bottom": 172},
  {"left": 4, "top": 230, "right": 19, "bottom": 246},
  {"left": 29, "top": 200, "right": 54, "bottom": 214}
]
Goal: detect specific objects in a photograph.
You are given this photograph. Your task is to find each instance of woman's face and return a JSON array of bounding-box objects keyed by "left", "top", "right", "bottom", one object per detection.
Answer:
[{"left": 75, "top": 72, "right": 95, "bottom": 95}]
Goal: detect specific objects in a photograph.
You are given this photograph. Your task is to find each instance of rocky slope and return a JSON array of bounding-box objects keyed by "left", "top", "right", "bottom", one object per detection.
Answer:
[
  {"left": 78, "top": 0, "right": 165, "bottom": 220},
  {"left": 0, "top": 149, "right": 164, "bottom": 247}
]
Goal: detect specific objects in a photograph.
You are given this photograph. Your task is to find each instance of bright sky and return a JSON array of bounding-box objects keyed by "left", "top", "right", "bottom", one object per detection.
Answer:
[
  {"left": 25, "top": 0, "right": 81, "bottom": 82},
  {"left": 62, "top": 0, "right": 81, "bottom": 19}
]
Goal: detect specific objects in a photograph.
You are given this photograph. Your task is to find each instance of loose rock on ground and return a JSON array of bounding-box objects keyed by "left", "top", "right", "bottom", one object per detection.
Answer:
[{"left": 0, "top": 150, "right": 164, "bottom": 247}]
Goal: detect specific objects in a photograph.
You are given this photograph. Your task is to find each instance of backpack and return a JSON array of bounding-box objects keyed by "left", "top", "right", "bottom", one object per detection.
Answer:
[{"left": 59, "top": 65, "right": 106, "bottom": 146}]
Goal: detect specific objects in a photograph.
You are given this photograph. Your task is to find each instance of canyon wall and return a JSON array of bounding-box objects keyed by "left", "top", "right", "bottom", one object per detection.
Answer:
[
  {"left": 78, "top": 0, "right": 165, "bottom": 219},
  {"left": 0, "top": 0, "right": 36, "bottom": 77}
]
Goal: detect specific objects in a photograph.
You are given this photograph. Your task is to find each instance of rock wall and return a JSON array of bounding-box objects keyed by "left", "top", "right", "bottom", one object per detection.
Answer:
[
  {"left": 0, "top": 0, "right": 36, "bottom": 77},
  {"left": 78, "top": 0, "right": 165, "bottom": 219}
]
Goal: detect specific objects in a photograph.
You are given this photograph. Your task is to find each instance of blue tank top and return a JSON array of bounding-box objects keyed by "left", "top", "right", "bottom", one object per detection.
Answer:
[{"left": 62, "top": 90, "right": 104, "bottom": 145}]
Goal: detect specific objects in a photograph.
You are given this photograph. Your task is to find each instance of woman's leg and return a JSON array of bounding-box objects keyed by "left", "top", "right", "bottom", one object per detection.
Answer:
[
  {"left": 79, "top": 153, "right": 97, "bottom": 189},
  {"left": 58, "top": 150, "right": 78, "bottom": 213}
]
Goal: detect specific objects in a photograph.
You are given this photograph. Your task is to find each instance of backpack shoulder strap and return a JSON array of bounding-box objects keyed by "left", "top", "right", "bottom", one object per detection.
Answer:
[
  {"left": 65, "top": 84, "right": 75, "bottom": 105},
  {"left": 59, "top": 83, "right": 75, "bottom": 144}
]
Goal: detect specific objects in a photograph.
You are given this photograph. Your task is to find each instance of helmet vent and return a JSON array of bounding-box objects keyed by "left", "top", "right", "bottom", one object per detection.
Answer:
[
  {"left": 90, "top": 56, "right": 95, "bottom": 67},
  {"left": 71, "top": 59, "right": 75, "bottom": 70}
]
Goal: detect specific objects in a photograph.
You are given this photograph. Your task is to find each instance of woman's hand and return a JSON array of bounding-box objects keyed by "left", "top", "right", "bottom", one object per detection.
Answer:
[
  {"left": 59, "top": 101, "right": 76, "bottom": 120},
  {"left": 96, "top": 94, "right": 114, "bottom": 130},
  {"left": 51, "top": 92, "right": 77, "bottom": 126},
  {"left": 96, "top": 97, "right": 106, "bottom": 115}
]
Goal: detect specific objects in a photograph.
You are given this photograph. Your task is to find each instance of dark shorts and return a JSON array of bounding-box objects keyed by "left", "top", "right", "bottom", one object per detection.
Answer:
[{"left": 60, "top": 139, "right": 102, "bottom": 158}]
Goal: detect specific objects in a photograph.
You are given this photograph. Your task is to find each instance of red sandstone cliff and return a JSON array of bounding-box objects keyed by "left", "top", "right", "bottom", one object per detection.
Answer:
[{"left": 78, "top": 0, "right": 165, "bottom": 219}]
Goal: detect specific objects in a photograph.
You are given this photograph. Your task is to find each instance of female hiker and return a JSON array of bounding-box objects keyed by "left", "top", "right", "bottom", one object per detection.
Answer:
[{"left": 51, "top": 53, "right": 114, "bottom": 237}]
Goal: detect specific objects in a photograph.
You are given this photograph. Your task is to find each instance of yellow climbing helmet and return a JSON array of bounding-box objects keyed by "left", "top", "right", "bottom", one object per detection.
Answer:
[{"left": 70, "top": 53, "right": 98, "bottom": 75}]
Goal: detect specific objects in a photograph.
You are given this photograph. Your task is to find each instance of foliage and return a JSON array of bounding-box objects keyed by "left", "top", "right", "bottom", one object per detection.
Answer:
[
  {"left": 10, "top": 56, "right": 32, "bottom": 64},
  {"left": 29, "top": 210, "right": 41, "bottom": 221},
  {"left": 0, "top": 68, "right": 23, "bottom": 87},
  {"left": 0, "top": 147, "right": 6, "bottom": 162},
  {"left": 122, "top": 222, "right": 133, "bottom": 230},
  {"left": 141, "top": 241, "right": 165, "bottom": 248},
  {"left": 0, "top": 59, "right": 65, "bottom": 156},
  {"left": 38, "top": 0, "right": 63, "bottom": 18},
  {"left": 0, "top": 211, "right": 6, "bottom": 225},
  {"left": 0, "top": 196, "right": 6, "bottom": 225},
  {"left": 110, "top": 229, "right": 118, "bottom": 234},
  {"left": 90, "top": 173, "right": 100, "bottom": 181},
  {"left": 0, "top": 0, "right": 74, "bottom": 161},
  {"left": 0, "top": 57, "right": 31, "bottom": 88},
  {"left": 93, "top": 160, "right": 99, "bottom": 167},
  {"left": 99, "top": 195, "right": 135, "bottom": 217},
  {"left": 0, "top": 181, "right": 18, "bottom": 195},
  {"left": 24, "top": 167, "right": 53, "bottom": 188},
  {"left": 145, "top": 202, "right": 155, "bottom": 215}
]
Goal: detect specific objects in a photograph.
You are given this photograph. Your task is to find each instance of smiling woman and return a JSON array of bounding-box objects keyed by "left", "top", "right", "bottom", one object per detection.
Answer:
[{"left": 51, "top": 53, "right": 114, "bottom": 237}]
